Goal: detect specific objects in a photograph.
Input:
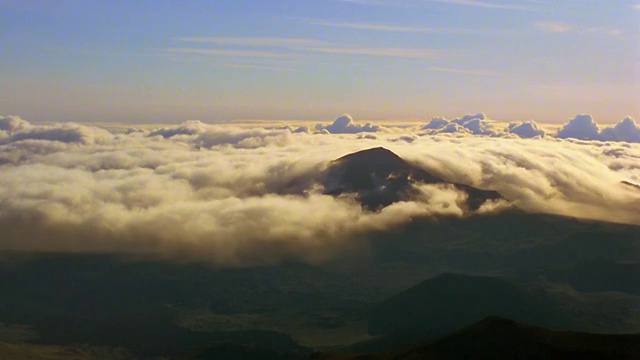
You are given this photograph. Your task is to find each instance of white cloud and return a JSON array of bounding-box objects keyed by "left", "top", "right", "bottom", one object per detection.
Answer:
[
  {"left": 600, "top": 117, "right": 640, "bottom": 143},
  {"left": 0, "top": 122, "right": 112, "bottom": 145},
  {"left": 317, "top": 114, "right": 382, "bottom": 134},
  {"left": 0, "top": 115, "right": 639, "bottom": 267},
  {"left": 558, "top": 115, "right": 640, "bottom": 143},
  {"left": 422, "top": 113, "right": 495, "bottom": 135},
  {"left": 149, "top": 120, "right": 208, "bottom": 138},
  {"left": 423, "top": 117, "right": 450, "bottom": 130},
  {"left": 0, "top": 115, "right": 31, "bottom": 135},
  {"left": 557, "top": 114, "right": 600, "bottom": 140},
  {"left": 507, "top": 121, "right": 545, "bottom": 138}
]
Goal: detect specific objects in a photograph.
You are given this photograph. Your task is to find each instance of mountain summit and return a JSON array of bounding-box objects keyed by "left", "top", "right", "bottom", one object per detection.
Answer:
[{"left": 322, "top": 147, "right": 502, "bottom": 211}]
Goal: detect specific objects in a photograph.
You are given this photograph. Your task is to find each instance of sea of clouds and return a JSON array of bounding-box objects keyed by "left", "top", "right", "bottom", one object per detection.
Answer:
[{"left": 1, "top": 113, "right": 639, "bottom": 266}]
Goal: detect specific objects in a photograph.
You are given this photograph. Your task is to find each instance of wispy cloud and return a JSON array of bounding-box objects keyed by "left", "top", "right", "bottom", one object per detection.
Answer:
[
  {"left": 164, "top": 37, "right": 447, "bottom": 61},
  {"left": 339, "top": 0, "right": 535, "bottom": 11},
  {"left": 338, "top": 0, "right": 391, "bottom": 5},
  {"left": 215, "top": 63, "right": 294, "bottom": 72},
  {"left": 535, "top": 21, "right": 621, "bottom": 36},
  {"left": 429, "top": 0, "right": 534, "bottom": 10},
  {"left": 174, "top": 37, "right": 329, "bottom": 48},
  {"left": 163, "top": 48, "right": 294, "bottom": 59},
  {"left": 582, "top": 27, "right": 621, "bottom": 37},
  {"left": 634, "top": 4, "right": 640, "bottom": 10},
  {"left": 429, "top": 66, "right": 504, "bottom": 77},
  {"left": 535, "top": 22, "right": 573, "bottom": 33},
  {"left": 310, "top": 46, "right": 444, "bottom": 59},
  {"left": 306, "top": 19, "right": 488, "bottom": 34}
]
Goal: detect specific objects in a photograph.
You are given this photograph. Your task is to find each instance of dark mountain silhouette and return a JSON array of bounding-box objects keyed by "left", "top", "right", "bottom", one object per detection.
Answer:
[
  {"left": 323, "top": 147, "right": 502, "bottom": 211},
  {"left": 367, "top": 273, "right": 575, "bottom": 338},
  {"left": 316, "top": 317, "right": 640, "bottom": 359}
]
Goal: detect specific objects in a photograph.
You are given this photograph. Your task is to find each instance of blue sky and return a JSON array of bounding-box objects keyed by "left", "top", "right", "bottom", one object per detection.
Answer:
[{"left": 1, "top": 0, "right": 638, "bottom": 123}]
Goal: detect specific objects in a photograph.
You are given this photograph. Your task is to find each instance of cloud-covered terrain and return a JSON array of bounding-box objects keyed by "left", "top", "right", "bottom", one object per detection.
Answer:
[{"left": 1, "top": 114, "right": 639, "bottom": 266}]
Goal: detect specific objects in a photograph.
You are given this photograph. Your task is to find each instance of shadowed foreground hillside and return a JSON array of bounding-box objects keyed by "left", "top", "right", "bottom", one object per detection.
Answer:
[
  {"left": 0, "top": 342, "right": 135, "bottom": 360},
  {"left": 368, "top": 273, "right": 576, "bottom": 337},
  {"left": 316, "top": 317, "right": 640, "bottom": 360}
]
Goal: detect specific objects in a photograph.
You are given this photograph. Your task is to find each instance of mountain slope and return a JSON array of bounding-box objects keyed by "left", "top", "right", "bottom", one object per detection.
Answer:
[
  {"left": 317, "top": 317, "right": 640, "bottom": 359},
  {"left": 323, "top": 147, "right": 502, "bottom": 211},
  {"left": 367, "top": 273, "right": 575, "bottom": 337}
]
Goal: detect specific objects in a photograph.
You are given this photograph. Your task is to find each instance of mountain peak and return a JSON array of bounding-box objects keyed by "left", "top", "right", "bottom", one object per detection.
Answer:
[
  {"left": 323, "top": 147, "right": 443, "bottom": 210},
  {"left": 334, "top": 147, "right": 402, "bottom": 163},
  {"left": 322, "top": 147, "right": 503, "bottom": 212}
]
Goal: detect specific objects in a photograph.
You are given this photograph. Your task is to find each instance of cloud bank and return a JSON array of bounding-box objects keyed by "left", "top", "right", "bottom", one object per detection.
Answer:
[{"left": 0, "top": 115, "right": 639, "bottom": 267}]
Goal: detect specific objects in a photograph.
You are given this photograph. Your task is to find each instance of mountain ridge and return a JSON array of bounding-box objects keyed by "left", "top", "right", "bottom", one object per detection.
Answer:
[{"left": 322, "top": 147, "right": 502, "bottom": 211}]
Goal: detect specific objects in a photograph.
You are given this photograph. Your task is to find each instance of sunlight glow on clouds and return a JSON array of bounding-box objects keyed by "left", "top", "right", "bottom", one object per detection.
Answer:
[{"left": 1, "top": 115, "right": 639, "bottom": 266}]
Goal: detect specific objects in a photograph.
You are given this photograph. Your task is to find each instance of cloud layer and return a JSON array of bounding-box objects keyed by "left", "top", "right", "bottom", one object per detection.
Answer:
[{"left": 0, "top": 115, "right": 639, "bottom": 267}]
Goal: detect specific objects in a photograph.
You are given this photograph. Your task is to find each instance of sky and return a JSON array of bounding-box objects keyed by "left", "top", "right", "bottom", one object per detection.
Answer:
[{"left": 1, "top": 0, "right": 639, "bottom": 123}]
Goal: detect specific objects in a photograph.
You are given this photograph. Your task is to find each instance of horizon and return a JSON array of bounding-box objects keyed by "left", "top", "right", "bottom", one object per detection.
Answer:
[{"left": 1, "top": 0, "right": 639, "bottom": 123}]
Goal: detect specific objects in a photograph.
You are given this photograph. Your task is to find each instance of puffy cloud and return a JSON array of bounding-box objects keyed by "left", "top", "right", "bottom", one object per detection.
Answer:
[
  {"left": 422, "top": 117, "right": 449, "bottom": 130},
  {"left": 600, "top": 117, "right": 640, "bottom": 143},
  {"left": 507, "top": 121, "right": 545, "bottom": 139},
  {"left": 196, "top": 126, "right": 293, "bottom": 149},
  {"left": 0, "top": 115, "right": 31, "bottom": 135},
  {"left": 293, "top": 126, "right": 311, "bottom": 134},
  {"left": 558, "top": 115, "right": 640, "bottom": 143},
  {"left": 451, "top": 113, "right": 485, "bottom": 124},
  {"left": 439, "top": 122, "right": 468, "bottom": 134},
  {"left": 0, "top": 121, "right": 112, "bottom": 145},
  {"left": 148, "top": 120, "right": 208, "bottom": 138},
  {"left": 0, "top": 115, "right": 639, "bottom": 267},
  {"left": 461, "top": 117, "right": 493, "bottom": 135},
  {"left": 318, "top": 114, "right": 381, "bottom": 134},
  {"left": 422, "top": 113, "right": 495, "bottom": 136},
  {"left": 557, "top": 114, "right": 600, "bottom": 140}
]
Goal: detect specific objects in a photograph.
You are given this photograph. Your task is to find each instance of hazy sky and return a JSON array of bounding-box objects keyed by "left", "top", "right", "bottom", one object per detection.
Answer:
[{"left": 1, "top": 0, "right": 638, "bottom": 123}]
